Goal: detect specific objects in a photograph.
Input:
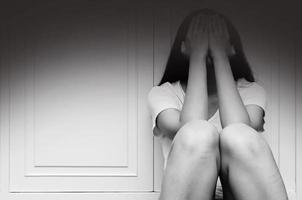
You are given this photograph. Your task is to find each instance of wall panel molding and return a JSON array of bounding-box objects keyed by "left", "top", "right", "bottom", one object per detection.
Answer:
[{"left": 4, "top": 2, "right": 154, "bottom": 192}]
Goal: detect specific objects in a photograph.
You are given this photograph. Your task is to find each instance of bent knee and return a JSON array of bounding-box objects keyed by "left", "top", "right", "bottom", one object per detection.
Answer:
[
  {"left": 173, "top": 119, "right": 219, "bottom": 153},
  {"left": 220, "top": 122, "right": 269, "bottom": 157}
]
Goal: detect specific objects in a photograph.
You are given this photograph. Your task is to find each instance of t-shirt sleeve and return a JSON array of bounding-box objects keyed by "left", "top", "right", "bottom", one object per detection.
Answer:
[
  {"left": 147, "top": 85, "right": 180, "bottom": 135},
  {"left": 239, "top": 81, "right": 267, "bottom": 111}
]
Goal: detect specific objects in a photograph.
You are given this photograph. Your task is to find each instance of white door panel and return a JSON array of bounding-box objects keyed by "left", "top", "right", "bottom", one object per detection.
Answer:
[{"left": 1, "top": 1, "right": 154, "bottom": 193}]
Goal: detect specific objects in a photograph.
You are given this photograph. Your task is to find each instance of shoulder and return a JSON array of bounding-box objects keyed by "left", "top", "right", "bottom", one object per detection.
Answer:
[
  {"left": 147, "top": 81, "right": 181, "bottom": 135},
  {"left": 147, "top": 81, "right": 180, "bottom": 110},
  {"left": 237, "top": 78, "right": 266, "bottom": 94},
  {"left": 147, "top": 82, "right": 177, "bottom": 100},
  {"left": 236, "top": 78, "right": 267, "bottom": 110}
]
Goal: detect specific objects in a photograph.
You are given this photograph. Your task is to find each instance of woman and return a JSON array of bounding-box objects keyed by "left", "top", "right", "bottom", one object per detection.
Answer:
[{"left": 147, "top": 8, "right": 288, "bottom": 200}]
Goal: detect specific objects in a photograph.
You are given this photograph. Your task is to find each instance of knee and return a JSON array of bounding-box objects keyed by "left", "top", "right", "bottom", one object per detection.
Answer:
[
  {"left": 220, "top": 123, "right": 269, "bottom": 158},
  {"left": 173, "top": 119, "right": 219, "bottom": 154}
]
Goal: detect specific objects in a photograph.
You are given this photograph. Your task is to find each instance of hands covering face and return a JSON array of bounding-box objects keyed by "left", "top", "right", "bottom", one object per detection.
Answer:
[{"left": 185, "top": 13, "right": 233, "bottom": 59}]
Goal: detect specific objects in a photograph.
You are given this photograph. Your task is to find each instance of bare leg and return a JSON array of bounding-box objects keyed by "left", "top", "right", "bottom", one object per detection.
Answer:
[
  {"left": 159, "top": 119, "right": 220, "bottom": 200},
  {"left": 219, "top": 123, "right": 288, "bottom": 200}
]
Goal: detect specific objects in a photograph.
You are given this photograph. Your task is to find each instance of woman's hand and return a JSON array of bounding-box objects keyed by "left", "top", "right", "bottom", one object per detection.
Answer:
[
  {"left": 186, "top": 14, "right": 209, "bottom": 60},
  {"left": 208, "top": 14, "right": 232, "bottom": 59}
]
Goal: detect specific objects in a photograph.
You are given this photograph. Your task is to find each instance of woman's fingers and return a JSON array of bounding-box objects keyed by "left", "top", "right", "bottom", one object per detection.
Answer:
[
  {"left": 216, "top": 16, "right": 224, "bottom": 33},
  {"left": 219, "top": 17, "right": 230, "bottom": 39},
  {"left": 187, "top": 17, "right": 195, "bottom": 40},
  {"left": 189, "top": 14, "right": 207, "bottom": 40},
  {"left": 200, "top": 14, "right": 208, "bottom": 33},
  {"left": 208, "top": 14, "right": 229, "bottom": 38},
  {"left": 189, "top": 13, "right": 229, "bottom": 38},
  {"left": 209, "top": 15, "right": 216, "bottom": 35},
  {"left": 192, "top": 15, "right": 201, "bottom": 36},
  {"left": 188, "top": 13, "right": 230, "bottom": 43},
  {"left": 197, "top": 14, "right": 204, "bottom": 33},
  {"left": 203, "top": 14, "right": 210, "bottom": 33},
  {"left": 187, "top": 15, "right": 198, "bottom": 40},
  {"left": 192, "top": 14, "right": 203, "bottom": 36},
  {"left": 214, "top": 15, "right": 223, "bottom": 34}
]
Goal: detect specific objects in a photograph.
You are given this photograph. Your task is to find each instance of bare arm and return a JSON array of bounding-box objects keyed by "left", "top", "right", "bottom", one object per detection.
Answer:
[
  {"left": 179, "top": 53, "right": 208, "bottom": 127},
  {"left": 213, "top": 52, "right": 251, "bottom": 127},
  {"left": 155, "top": 53, "right": 208, "bottom": 140},
  {"left": 155, "top": 14, "right": 209, "bottom": 139},
  {"left": 208, "top": 15, "right": 264, "bottom": 129}
]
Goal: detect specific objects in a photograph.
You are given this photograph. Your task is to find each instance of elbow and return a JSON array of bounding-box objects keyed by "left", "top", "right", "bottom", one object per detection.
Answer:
[
  {"left": 239, "top": 117, "right": 265, "bottom": 132},
  {"left": 224, "top": 118, "right": 265, "bottom": 132},
  {"left": 156, "top": 118, "right": 182, "bottom": 140},
  {"left": 221, "top": 111, "right": 265, "bottom": 132},
  {"left": 250, "top": 117, "right": 265, "bottom": 132}
]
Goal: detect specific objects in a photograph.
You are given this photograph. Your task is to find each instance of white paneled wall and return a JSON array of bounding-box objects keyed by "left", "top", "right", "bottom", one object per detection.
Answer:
[
  {"left": 295, "top": 26, "right": 302, "bottom": 200},
  {"left": 0, "top": 0, "right": 301, "bottom": 199},
  {"left": 0, "top": 1, "right": 158, "bottom": 199}
]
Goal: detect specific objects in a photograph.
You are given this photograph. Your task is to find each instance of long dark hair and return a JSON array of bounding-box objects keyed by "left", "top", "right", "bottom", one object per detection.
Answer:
[{"left": 157, "top": 8, "right": 255, "bottom": 86}]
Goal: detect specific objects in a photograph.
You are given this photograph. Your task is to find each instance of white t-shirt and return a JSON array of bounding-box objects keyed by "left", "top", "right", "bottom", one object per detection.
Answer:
[{"left": 147, "top": 78, "right": 266, "bottom": 199}]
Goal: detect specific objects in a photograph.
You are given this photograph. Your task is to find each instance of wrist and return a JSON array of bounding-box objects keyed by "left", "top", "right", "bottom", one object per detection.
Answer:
[
  {"left": 212, "top": 50, "right": 229, "bottom": 63},
  {"left": 190, "top": 50, "right": 207, "bottom": 63}
]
